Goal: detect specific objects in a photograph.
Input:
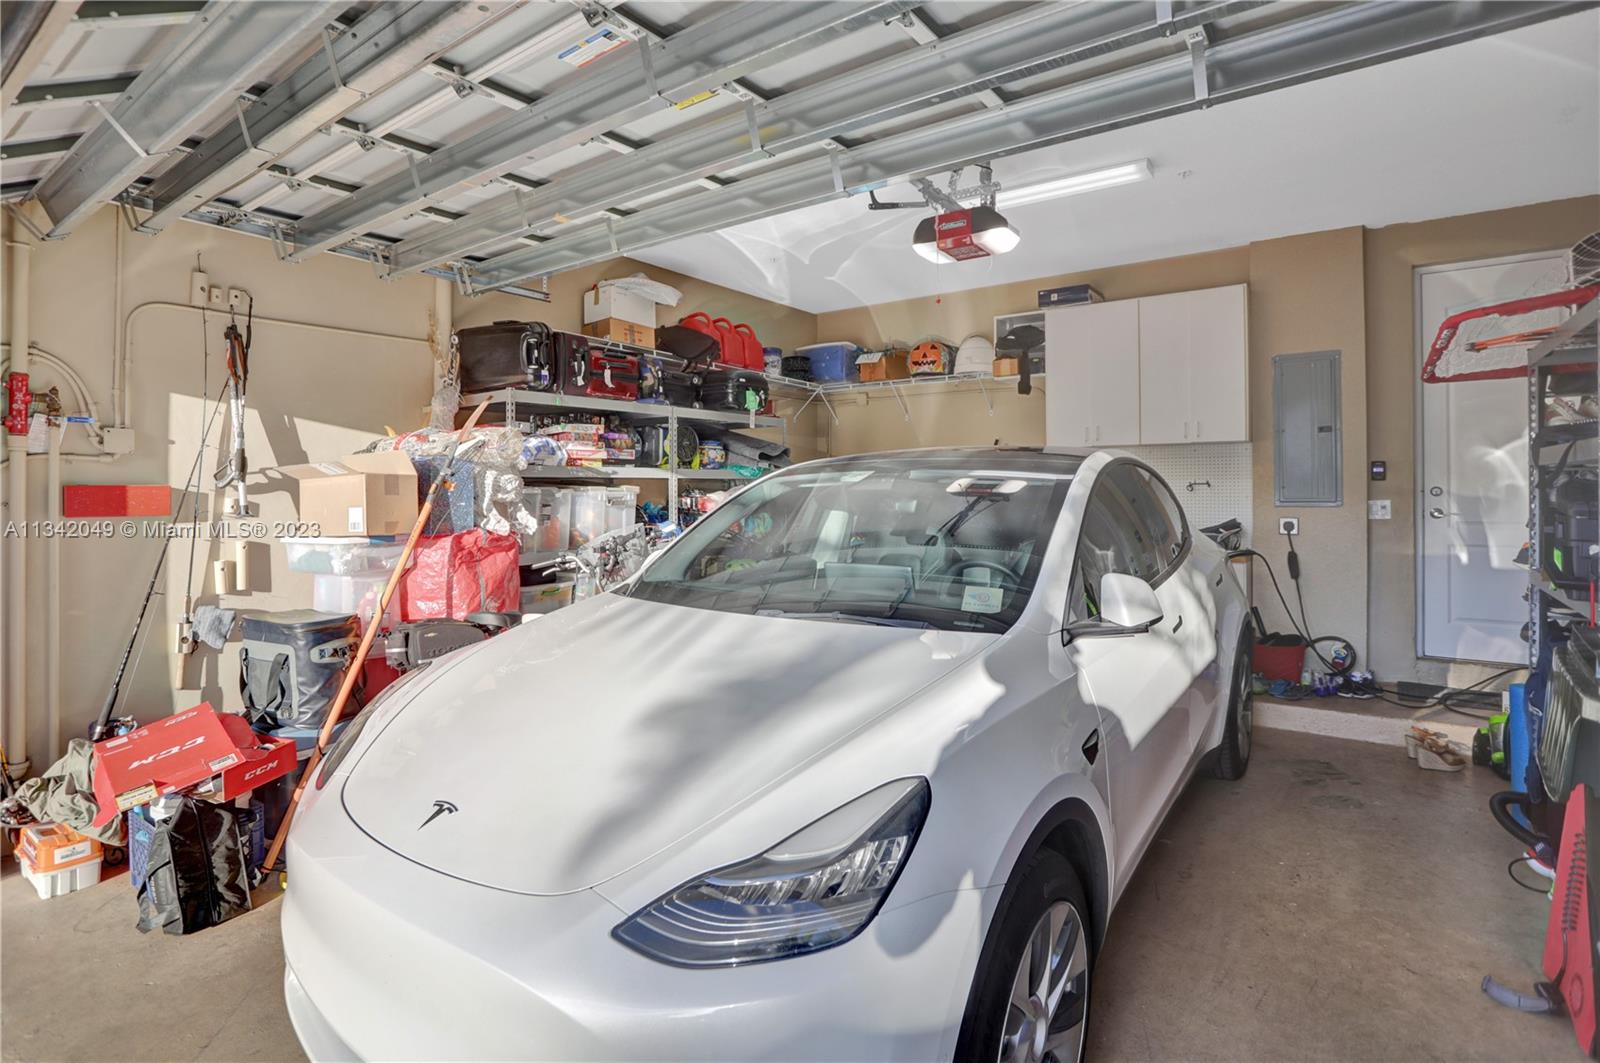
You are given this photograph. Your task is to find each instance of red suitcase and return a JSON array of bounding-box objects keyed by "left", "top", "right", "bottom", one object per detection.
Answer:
[{"left": 558, "top": 334, "right": 640, "bottom": 400}]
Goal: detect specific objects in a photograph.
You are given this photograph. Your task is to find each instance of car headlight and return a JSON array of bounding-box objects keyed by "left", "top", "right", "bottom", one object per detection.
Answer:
[
  {"left": 613, "top": 777, "right": 930, "bottom": 968},
  {"left": 314, "top": 667, "right": 423, "bottom": 790}
]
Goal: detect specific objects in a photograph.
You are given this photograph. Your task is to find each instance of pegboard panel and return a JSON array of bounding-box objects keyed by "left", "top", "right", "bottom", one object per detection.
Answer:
[{"left": 1122, "top": 442, "right": 1255, "bottom": 546}]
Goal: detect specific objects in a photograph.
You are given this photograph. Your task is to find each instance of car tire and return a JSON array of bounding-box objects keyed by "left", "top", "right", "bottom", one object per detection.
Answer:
[
  {"left": 1212, "top": 627, "right": 1253, "bottom": 781},
  {"left": 955, "top": 850, "right": 1093, "bottom": 1063}
]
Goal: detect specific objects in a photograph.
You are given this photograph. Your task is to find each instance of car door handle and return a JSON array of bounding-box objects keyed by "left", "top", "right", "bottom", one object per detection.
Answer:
[
  {"left": 1081, "top": 728, "right": 1100, "bottom": 765},
  {"left": 1172, "top": 615, "right": 1184, "bottom": 633}
]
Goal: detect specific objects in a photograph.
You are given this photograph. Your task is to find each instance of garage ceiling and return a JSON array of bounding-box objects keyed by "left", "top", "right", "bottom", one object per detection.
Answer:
[
  {"left": 1, "top": 1, "right": 1592, "bottom": 306},
  {"left": 633, "top": 9, "right": 1600, "bottom": 312}
]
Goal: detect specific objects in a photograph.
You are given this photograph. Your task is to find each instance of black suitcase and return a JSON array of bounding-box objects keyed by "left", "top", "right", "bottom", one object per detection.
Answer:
[
  {"left": 455, "top": 321, "right": 556, "bottom": 394},
  {"left": 660, "top": 369, "right": 703, "bottom": 408},
  {"left": 699, "top": 369, "right": 769, "bottom": 414},
  {"left": 637, "top": 353, "right": 691, "bottom": 405}
]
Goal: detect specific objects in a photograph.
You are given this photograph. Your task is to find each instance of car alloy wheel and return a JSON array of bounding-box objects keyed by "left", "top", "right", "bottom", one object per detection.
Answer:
[
  {"left": 1236, "top": 649, "right": 1254, "bottom": 762},
  {"left": 997, "top": 900, "right": 1090, "bottom": 1063}
]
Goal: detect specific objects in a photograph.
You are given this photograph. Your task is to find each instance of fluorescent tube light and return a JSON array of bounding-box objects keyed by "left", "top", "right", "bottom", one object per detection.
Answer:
[{"left": 995, "top": 159, "right": 1153, "bottom": 209}]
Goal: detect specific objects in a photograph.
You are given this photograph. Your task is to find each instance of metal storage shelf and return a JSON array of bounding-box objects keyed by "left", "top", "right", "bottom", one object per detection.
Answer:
[
  {"left": 1526, "top": 296, "right": 1599, "bottom": 671},
  {"left": 477, "top": 388, "right": 782, "bottom": 523},
  {"left": 768, "top": 371, "right": 1046, "bottom": 424},
  {"left": 462, "top": 388, "right": 785, "bottom": 430}
]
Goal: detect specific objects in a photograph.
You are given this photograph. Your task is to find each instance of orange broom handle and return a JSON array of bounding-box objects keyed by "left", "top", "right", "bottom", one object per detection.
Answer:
[{"left": 261, "top": 401, "right": 491, "bottom": 872}]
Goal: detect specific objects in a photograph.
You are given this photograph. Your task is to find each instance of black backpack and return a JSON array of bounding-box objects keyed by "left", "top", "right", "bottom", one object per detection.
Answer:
[{"left": 136, "top": 800, "right": 252, "bottom": 935}]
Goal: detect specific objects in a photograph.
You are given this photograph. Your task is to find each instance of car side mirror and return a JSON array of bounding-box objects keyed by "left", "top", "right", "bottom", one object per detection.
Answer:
[{"left": 1066, "top": 573, "right": 1163, "bottom": 639}]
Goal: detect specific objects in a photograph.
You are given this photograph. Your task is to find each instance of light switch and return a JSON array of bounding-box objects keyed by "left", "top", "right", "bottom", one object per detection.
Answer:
[{"left": 1368, "top": 499, "right": 1392, "bottom": 520}]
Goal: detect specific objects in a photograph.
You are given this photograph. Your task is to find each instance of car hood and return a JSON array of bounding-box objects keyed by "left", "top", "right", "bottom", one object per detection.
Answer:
[{"left": 342, "top": 594, "right": 994, "bottom": 895}]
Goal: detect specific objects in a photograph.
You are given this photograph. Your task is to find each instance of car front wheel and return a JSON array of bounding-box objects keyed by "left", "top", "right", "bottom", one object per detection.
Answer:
[
  {"left": 1212, "top": 627, "right": 1253, "bottom": 780},
  {"left": 956, "top": 851, "right": 1092, "bottom": 1063}
]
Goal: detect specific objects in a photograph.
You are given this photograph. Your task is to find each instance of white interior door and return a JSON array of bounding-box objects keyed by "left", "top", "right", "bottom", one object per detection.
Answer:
[{"left": 1417, "top": 252, "right": 1564, "bottom": 663}]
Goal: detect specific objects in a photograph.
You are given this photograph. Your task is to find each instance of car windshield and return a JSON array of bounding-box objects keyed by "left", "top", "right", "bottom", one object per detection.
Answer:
[{"left": 626, "top": 456, "right": 1075, "bottom": 633}]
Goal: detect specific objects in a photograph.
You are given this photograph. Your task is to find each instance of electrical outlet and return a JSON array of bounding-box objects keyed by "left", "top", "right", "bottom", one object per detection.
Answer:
[
  {"left": 1278, "top": 517, "right": 1300, "bottom": 536},
  {"left": 208, "top": 286, "right": 225, "bottom": 308},
  {"left": 227, "top": 287, "right": 249, "bottom": 310},
  {"left": 1368, "top": 499, "right": 1393, "bottom": 520}
]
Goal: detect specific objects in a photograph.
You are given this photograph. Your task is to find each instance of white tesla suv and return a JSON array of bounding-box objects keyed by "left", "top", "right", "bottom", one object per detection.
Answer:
[{"left": 282, "top": 447, "right": 1253, "bottom": 1063}]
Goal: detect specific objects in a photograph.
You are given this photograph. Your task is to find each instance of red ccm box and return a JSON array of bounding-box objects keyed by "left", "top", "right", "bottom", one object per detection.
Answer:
[{"left": 90, "top": 704, "right": 296, "bottom": 826}]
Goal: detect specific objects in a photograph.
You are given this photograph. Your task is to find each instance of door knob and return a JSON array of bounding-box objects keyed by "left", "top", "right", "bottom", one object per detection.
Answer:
[{"left": 1429, "top": 507, "right": 1447, "bottom": 519}]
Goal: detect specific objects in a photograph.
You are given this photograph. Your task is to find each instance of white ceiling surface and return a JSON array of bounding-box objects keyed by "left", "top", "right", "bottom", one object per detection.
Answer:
[{"left": 631, "top": 11, "right": 1600, "bottom": 315}]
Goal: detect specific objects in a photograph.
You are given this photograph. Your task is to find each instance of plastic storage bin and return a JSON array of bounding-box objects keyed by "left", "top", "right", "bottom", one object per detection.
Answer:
[
  {"left": 19, "top": 855, "right": 103, "bottom": 899},
  {"left": 569, "top": 487, "right": 608, "bottom": 548},
  {"left": 795, "top": 342, "right": 860, "bottom": 383},
  {"left": 604, "top": 486, "right": 639, "bottom": 536},
  {"left": 524, "top": 485, "right": 572, "bottom": 555},
  {"left": 312, "top": 572, "right": 400, "bottom": 631},
  {"left": 283, "top": 537, "right": 406, "bottom": 576},
  {"left": 521, "top": 580, "right": 575, "bottom": 614}
]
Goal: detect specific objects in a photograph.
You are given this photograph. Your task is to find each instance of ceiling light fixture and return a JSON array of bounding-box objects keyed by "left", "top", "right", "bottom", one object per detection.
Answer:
[
  {"left": 913, "top": 205, "right": 1020, "bottom": 264},
  {"left": 995, "top": 159, "right": 1154, "bottom": 209}
]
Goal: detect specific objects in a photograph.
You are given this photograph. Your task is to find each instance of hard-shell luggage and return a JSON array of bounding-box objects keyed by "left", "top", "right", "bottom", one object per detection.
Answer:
[
  {"left": 660, "top": 369, "right": 703, "bottom": 408},
  {"left": 454, "top": 321, "right": 556, "bottom": 394},
  {"left": 558, "top": 335, "right": 639, "bottom": 401},
  {"left": 238, "top": 610, "right": 360, "bottom": 731},
  {"left": 699, "top": 369, "right": 769, "bottom": 414}
]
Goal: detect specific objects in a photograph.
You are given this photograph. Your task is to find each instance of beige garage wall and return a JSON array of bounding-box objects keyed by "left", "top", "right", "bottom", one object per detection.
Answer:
[
  {"left": 0, "top": 209, "right": 819, "bottom": 771},
  {"left": 1365, "top": 195, "right": 1600, "bottom": 685},
  {"left": 814, "top": 235, "right": 1371, "bottom": 662}
]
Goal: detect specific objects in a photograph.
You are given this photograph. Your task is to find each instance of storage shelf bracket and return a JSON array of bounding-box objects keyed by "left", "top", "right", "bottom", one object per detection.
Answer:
[{"left": 888, "top": 380, "right": 910, "bottom": 422}]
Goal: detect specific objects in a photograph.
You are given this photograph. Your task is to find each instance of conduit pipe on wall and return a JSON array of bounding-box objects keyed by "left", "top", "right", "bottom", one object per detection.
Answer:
[
  {"left": 117, "top": 302, "right": 431, "bottom": 429},
  {"left": 4, "top": 235, "right": 31, "bottom": 778},
  {"left": 45, "top": 420, "right": 62, "bottom": 763}
]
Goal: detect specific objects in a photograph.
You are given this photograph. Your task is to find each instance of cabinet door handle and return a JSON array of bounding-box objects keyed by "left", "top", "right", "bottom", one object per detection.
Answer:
[
  {"left": 1195, "top": 419, "right": 1202, "bottom": 439},
  {"left": 1083, "top": 426, "right": 1089, "bottom": 443},
  {"left": 1095, "top": 425, "right": 1101, "bottom": 442},
  {"left": 1183, "top": 421, "right": 1189, "bottom": 440}
]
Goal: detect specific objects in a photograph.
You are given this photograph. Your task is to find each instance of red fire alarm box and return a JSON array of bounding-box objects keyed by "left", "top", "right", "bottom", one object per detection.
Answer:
[{"left": 5, "top": 372, "right": 29, "bottom": 436}]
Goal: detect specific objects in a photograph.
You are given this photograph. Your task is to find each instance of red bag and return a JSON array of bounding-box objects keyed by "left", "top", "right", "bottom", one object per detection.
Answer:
[{"left": 399, "top": 530, "right": 520, "bottom": 621}]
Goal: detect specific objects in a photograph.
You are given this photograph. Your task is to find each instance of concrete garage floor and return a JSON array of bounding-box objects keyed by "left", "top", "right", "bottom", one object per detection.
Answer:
[{"left": 0, "top": 729, "right": 1581, "bottom": 1063}]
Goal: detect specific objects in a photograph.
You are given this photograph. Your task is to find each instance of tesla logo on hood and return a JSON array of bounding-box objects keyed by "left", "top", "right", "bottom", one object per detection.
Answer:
[{"left": 418, "top": 800, "right": 458, "bottom": 830}]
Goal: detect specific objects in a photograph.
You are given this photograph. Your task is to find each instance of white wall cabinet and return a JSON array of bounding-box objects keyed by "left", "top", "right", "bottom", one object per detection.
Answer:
[
  {"left": 1044, "top": 299, "right": 1142, "bottom": 446},
  {"left": 1045, "top": 284, "right": 1249, "bottom": 447},
  {"left": 1138, "top": 284, "right": 1249, "bottom": 443}
]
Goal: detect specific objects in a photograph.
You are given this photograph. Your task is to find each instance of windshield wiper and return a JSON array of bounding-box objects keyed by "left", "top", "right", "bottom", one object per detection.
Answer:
[{"left": 754, "top": 609, "right": 932, "bottom": 630}]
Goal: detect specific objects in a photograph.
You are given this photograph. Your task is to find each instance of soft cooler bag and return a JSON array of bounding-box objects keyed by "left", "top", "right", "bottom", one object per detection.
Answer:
[
  {"left": 238, "top": 610, "right": 360, "bottom": 731},
  {"left": 399, "top": 530, "right": 520, "bottom": 621}
]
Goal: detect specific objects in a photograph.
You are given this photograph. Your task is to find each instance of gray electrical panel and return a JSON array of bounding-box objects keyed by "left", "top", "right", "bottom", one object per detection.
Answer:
[{"left": 1273, "top": 350, "right": 1342, "bottom": 506}]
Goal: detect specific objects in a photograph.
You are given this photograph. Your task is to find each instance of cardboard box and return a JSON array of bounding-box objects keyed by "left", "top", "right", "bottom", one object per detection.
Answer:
[
  {"left": 280, "top": 451, "right": 418, "bottom": 537},
  {"left": 856, "top": 349, "right": 911, "bottom": 382},
  {"left": 1036, "top": 284, "right": 1104, "bottom": 308},
  {"left": 90, "top": 704, "right": 297, "bottom": 826},
  {"left": 16, "top": 824, "right": 103, "bottom": 873},
  {"left": 582, "top": 318, "right": 656, "bottom": 348},
  {"left": 583, "top": 286, "right": 655, "bottom": 327}
]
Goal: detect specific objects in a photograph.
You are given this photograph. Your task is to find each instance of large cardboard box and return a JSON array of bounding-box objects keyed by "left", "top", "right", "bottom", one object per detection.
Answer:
[
  {"left": 582, "top": 286, "right": 655, "bottom": 327},
  {"left": 582, "top": 318, "right": 656, "bottom": 348},
  {"left": 90, "top": 705, "right": 296, "bottom": 826},
  {"left": 281, "top": 451, "right": 417, "bottom": 537}
]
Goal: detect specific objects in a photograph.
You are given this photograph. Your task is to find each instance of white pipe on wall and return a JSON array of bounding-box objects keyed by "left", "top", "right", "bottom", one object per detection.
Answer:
[
  {"left": 44, "top": 420, "right": 62, "bottom": 762},
  {"left": 4, "top": 235, "right": 32, "bottom": 777}
]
